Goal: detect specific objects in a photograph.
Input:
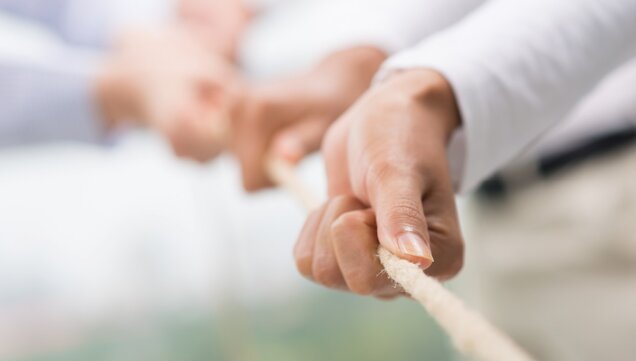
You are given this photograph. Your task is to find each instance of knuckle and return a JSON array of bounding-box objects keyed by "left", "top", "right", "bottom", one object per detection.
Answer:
[
  {"left": 366, "top": 159, "right": 415, "bottom": 182},
  {"left": 365, "top": 161, "right": 422, "bottom": 198},
  {"left": 365, "top": 160, "right": 395, "bottom": 187},
  {"left": 330, "top": 210, "right": 370, "bottom": 242},
  {"left": 312, "top": 259, "right": 342, "bottom": 289},
  {"left": 331, "top": 211, "right": 363, "bottom": 234},
  {"left": 330, "top": 195, "right": 364, "bottom": 212},
  {"left": 347, "top": 272, "right": 376, "bottom": 296},
  {"left": 294, "top": 252, "right": 313, "bottom": 279},
  {"left": 387, "top": 202, "right": 425, "bottom": 228}
]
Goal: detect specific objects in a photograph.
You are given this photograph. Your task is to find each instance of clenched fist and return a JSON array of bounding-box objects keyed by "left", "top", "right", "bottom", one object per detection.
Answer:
[{"left": 295, "top": 69, "right": 465, "bottom": 297}]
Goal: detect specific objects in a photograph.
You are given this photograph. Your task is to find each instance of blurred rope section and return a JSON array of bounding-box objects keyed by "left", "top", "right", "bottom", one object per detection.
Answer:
[{"left": 265, "top": 157, "right": 538, "bottom": 361}]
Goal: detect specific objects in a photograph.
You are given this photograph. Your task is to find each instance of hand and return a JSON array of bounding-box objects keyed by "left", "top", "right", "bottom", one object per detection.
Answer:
[
  {"left": 295, "top": 195, "right": 401, "bottom": 297},
  {"left": 96, "top": 28, "right": 239, "bottom": 162},
  {"left": 178, "top": 0, "right": 251, "bottom": 60},
  {"left": 294, "top": 69, "right": 464, "bottom": 297},
  {"left": 231, "top": 47, "right": 386, "bottom": 191}
]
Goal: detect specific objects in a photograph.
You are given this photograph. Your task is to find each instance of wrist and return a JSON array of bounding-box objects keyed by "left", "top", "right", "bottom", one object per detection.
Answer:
[
  {"left": 94, "top": 61, "right": 138, "bottom": 129},
  {"left": 316, "top": 47, "right": 387, "bottom": 78},
  {"left": 307, "top": 47, "right": 388, "bottom": 115},
  {"left": 381, "top": 69, "right": 461, "bottom": 144}
]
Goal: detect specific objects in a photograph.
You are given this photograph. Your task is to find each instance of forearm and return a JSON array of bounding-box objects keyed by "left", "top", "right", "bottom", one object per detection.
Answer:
[
  {"left": 379, "top": 0, "right": 636, "bottom": 192},
  {"left": 0, "top": 64, "right": 109, "bottom": 147},
  {"left": 307, "top": 47, "right": 388, "bottom": 114},
  {"left": 0, "top": 13, "right": 112, "bottom": 146}
]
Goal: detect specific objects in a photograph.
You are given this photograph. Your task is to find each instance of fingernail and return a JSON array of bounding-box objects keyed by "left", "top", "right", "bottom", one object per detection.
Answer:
[{"left": 397, "top": 232, "right": 434, "bottom": 265}]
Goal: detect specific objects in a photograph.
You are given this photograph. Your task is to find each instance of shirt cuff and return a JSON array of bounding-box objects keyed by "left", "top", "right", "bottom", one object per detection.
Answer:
[
  {"left": 1, "top": 53, "right": 117, "bottom": 147},
  {"left": 62, "top": 0, "right": 177, "bottom": 47}
]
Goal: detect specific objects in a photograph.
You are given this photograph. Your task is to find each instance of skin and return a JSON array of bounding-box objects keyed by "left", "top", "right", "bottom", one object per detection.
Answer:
[
  {"left": 97, "top": 21, "right": 463, "bottom": 297},
  {"left": 231, "top": 47, "right": 387, "bottom": 191},
  {"left": 295, "top": 69, "right": 465, "bottom": 297},
  {"left": 94, "top": 28, "right": 237, "bottom": 161}
]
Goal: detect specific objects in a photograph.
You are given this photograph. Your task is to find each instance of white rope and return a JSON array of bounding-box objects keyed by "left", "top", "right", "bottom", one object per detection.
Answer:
[
  {"left": 378, "top": 248, "right": 536, "bottom": 361},
  {"left": 266, "top": 157, "right": 538, "bottom": 361}
]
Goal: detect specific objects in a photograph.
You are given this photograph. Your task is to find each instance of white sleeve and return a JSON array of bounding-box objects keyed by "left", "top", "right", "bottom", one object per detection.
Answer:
[
  {"left": 0, "top": 11, "right": 107, "bottom": 147},
  {"left": 241, "top": 0, "right": 483, "bottom": 78},
  {"left": 0, "top": 0, "right": 176, "bottom": 47},
  {"left": 378, "top": 0, "right": 636, "bottom": 193},
  {"left": 304, "top": 0, "right": 486, "bottom": 55},
  {"left": 60, "top": 0, "right": 177, "bottom": 46}
]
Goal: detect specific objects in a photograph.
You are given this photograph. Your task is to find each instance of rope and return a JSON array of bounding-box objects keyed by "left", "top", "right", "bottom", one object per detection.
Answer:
[{"left": 266, "top": 157, "right": 538, "bottom": 361}]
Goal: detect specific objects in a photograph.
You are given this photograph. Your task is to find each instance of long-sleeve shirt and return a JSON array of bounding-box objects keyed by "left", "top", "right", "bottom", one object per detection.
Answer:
[
  {"left": 240, "top": 0, "right": 482, "bottom": 78},
  {"left": 378, "top": 0, "right": 636, "bottom": 192},
  {"left": 3, "top": 0, "right": 483, "bottom": 146},
  {"left": 0, "top": 0, "right": 172, "bottom": 147},
  {"left": 0, "top": 0, "right": 174, "bottom": 47}
]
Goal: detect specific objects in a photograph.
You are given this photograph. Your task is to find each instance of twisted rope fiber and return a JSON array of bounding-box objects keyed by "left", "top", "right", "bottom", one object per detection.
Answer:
[{"left": 266, "top": 158, "right": 537, "bottom": 361}]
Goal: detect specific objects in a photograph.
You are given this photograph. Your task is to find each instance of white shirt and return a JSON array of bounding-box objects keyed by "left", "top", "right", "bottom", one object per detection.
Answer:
[
  {"left": 379, "top": 0, "right": 636, "bottom": 193},
  {"left": 240, "top": 0, "right": 482, "bottom": 78},
  {"left": 2, "top": 0, "right": 482, "bottom": 146},
  {"left": 0, "top": 0, "right": 175, "bottom": 47},
  {"left": 0, "top": 0, "right": 173, "bottom": 147},
  {"left": 512, "top": 59, "right": 636, "bottom": 167}
]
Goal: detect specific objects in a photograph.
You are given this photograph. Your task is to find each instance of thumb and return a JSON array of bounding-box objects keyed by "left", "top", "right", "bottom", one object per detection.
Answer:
[
  {"left": 270, "top": 116, "right": 331, "bottom": 164},
  {"left": 368, "top": 170, "right": 434, "bottom": 269}
]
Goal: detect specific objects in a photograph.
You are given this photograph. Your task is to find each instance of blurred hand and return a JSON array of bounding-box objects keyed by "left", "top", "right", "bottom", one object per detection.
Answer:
[
  {"left": 178, "top": 0, "right": 251, "bottom": 60},
  {"left": 231, "top": 47, "right": 386, "bottom": 191},
  {"left": 294, "top": 69, "right": 464, "bottom": 297},
  {"left": 96, "top": 28, "right": 239, "bottom": 162}
]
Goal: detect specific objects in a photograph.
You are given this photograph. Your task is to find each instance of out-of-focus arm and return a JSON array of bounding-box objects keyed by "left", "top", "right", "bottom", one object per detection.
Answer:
[
  {"left": 0, "top": 0, "right": 176, "bottom": 47},
  {"left": 378, "top": 0, "right": 636, "bottom": 193},
  {"left": 0, "top": 11, "right": 107, "bottom": 147},
  {"left": 59, "top": 0, "right": 176, "bottom": 47},
  {"left": 298, "top": 0, "right": 486, "bottom": 55},
  {"left": 241, "top": 0, "right": 483, "bottom": 78}
]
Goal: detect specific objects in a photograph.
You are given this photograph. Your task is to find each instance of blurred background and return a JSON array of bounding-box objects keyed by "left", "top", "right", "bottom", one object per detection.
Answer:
[
  {"left": 0, "top": 0, "right": 455, "bottom": 360},
  {"left": 4, "top": 0, "right": 636, "bottom": 360},
  {"left": 0, "top": 137, "right": 454, "bottom": 361}
]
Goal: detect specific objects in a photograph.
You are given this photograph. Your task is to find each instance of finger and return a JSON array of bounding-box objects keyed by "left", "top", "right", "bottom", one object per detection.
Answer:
[
  {"left": 294, "top": 203, "right": 328, "bottom": 281},
  {"left": 167, "top": 102, "right": 225, "bottom": 162},
  {"left": 312, "top": 195, "right": 364, "bottom": 291},
  {"left": 330, "top": 209, "right": 399, "bottom": 297},
  {"left": 322, "top": 118, "right": 353, "bottom": 197},
  {"left": 367, "top": 166, "right": 434, "bottom": 269},
  {"left": 164, "top": 104, "right": 201, "bottom": 158},
  {"left": 233, "top": 85, "right": 311, "bottom": 191},
  {"left": 232, "top": 91, "right": 275, "bottom": 191},
  {"left": 270, "top": 115, "right": 331, "bottom": 164},
  {"left": 418, "top": 169, "right": 464, "bottom": 280}
]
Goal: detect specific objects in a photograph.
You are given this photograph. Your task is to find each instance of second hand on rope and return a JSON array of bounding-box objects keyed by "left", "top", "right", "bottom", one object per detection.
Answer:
[{"left": 265, "top": 156, "right": 538, "bottom": 361}]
